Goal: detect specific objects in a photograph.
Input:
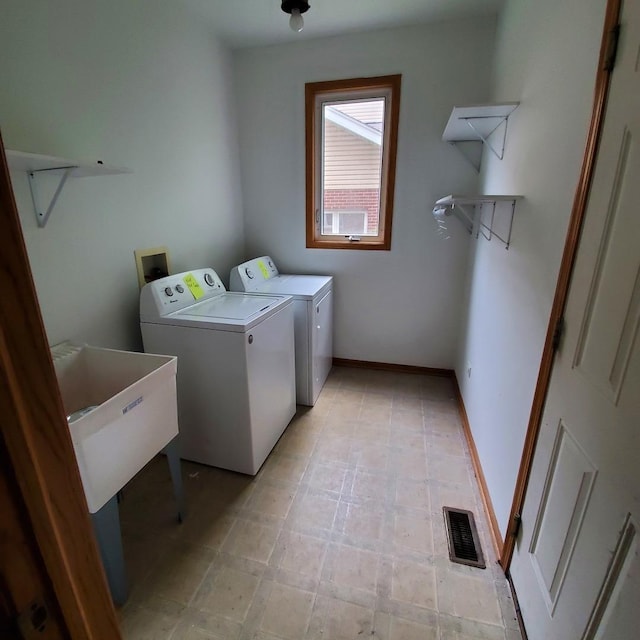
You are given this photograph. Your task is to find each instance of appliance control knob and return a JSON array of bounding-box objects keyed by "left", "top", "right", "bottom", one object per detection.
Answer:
[
  {"left": 203, "top": 273, "right": 215, "bottom": 286},
  {"left": 245, "top": 268, "right": 254, "bottom": 279},
  {"left": 164, "top": 287, "right": 173, "bottom": 297},
  {"left": 175, "top": 284, "right": 184, "bottom": 293},
  {"left": 248, "top": 334, "right": 254, "bottom": 344}
]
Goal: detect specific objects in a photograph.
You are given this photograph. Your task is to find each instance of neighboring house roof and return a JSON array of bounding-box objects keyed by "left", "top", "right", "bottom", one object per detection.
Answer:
[{"left": 325, "top": 106, "right": 382, "bottom": 145}]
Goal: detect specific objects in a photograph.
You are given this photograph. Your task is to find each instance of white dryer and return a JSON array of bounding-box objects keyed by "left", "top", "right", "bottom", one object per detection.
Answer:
[
  {"left": 140, "top": 268, "right": 295, "bottom": 475},
  {"left": 230, "top": 256, "right": 332, "bottom": 406}
]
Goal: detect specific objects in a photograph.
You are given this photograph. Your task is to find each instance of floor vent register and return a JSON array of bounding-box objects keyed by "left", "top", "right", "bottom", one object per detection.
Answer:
[{"left": 443, "top": 507, "right": 486, "bottom": 569}]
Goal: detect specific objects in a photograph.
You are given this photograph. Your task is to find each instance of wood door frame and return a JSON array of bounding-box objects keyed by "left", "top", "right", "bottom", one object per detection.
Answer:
[
  {"left": 0, "top": 132, "right": 122, "bottom": 638},
  {"left": 501, "top": 0, "right": 622, "bottom": 570}
]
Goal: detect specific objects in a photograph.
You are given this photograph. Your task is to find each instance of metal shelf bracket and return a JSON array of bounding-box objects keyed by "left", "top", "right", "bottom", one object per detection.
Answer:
[
  {"left": 432, "top": 195, "right": 523, "bottom": 249},
  {"left": 463, "top": 114, "right": 510, "bottom": 161},
  {"left": 442, "top": 103, "right": 519, "bottom": 172},
  {"left": 27, "top": 165, "right": 77, "bottom": 228}
]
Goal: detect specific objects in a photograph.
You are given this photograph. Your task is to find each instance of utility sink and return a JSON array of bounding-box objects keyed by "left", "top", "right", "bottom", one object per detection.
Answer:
[{"left": 52, "top": 343, "right": 179, "bottom": 513}]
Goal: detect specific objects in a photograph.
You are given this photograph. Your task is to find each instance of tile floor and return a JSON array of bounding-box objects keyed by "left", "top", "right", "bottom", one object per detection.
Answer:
[{"left": 118, "top": 366, "right": 523, "bottom": 640}]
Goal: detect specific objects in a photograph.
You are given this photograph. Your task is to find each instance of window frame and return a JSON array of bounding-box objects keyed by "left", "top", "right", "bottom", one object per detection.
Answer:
[{"left": 305, "top": 75, "right": 401, "bottom": 250}]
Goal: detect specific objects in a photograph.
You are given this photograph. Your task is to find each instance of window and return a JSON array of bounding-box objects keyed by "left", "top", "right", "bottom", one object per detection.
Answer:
[{"left": 305, "top": 75, "right": 401, "bottom": 250}]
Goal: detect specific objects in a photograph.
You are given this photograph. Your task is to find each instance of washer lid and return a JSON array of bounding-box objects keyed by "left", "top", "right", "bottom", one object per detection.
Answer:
[
  {"left": 181, "top": 293, "right": 283, "bottom": 320},
  {"left": 164, "top": 292, "right": 290, "bottom": 331},
  {"left": 251, "top": 274, "right": 333, "bottom": 300}
]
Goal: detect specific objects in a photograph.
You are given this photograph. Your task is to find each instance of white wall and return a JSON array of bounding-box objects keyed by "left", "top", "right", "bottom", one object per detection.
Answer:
[
  {"left": 234, "top": 19, "right": 497, "bottom": 368},
  {"left": 456, "top": 0, "right": 608, "bottom": 536},
  {"left": 0, "top": 0, "right": 245, "bottom": 350}
]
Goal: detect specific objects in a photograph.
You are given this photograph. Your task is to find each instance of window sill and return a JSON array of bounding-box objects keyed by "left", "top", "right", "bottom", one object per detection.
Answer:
[{"left": 306, "top": 238, "right": 391, "bottom": 250}]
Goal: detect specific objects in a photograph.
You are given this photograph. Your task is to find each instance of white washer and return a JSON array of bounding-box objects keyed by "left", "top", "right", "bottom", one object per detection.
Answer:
[
  {"left": 140, "top": 268, "right": 295, "bottom": 475},
  {"left": 230, "top": 256, "right": 333, "bottom": 406}
]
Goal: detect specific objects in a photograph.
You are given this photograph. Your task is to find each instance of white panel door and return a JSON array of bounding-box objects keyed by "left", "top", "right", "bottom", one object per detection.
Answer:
[{"left": 510, "top": 2, "right": 640, "bottom": 638}]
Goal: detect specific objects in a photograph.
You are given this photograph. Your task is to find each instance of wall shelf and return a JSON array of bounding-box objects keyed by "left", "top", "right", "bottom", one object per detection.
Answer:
[
  {"left": 433, "top": 194, "right": 523, "bottom": 249},
  {"left": 6, "top": 149, "right": 132, "bottom": 228},
  {"left": 442, "top": 103, "right": 519, "bottom": 171}
]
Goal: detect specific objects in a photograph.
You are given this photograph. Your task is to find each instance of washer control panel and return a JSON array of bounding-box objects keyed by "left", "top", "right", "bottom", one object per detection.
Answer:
[
  {"left": 229, "top": 256, "right": 279, "bottom": 292},
  {"left": 140, "top": 268, "right": 226, "bottom": 319}
]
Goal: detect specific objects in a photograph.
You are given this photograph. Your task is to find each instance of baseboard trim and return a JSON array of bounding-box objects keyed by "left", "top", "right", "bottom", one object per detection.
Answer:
[
  {"left": 332, "top": 358, "right": 453, "bottom": 378},
  {"left": 452, "top": 375, "right": 504, "bottom": 561}
]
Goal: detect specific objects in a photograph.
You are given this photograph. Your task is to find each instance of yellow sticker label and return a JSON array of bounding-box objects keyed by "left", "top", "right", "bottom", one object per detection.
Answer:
[
  {"left": 183, "top": 273, "right": 205, "bottom": 300},
  {"left": 257, "top": 260, "right": 269, "bottom": 279}
]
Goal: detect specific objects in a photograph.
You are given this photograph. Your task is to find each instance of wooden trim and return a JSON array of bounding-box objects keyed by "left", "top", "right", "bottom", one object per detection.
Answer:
[
  {"left": 452, "top": 376, "right": 504, "bottom": 560},
  {"left": 332, "top": 357, "right": 453, "bottom": 377},
  {"left": 0, "top": 133, "right": 122, "bottom": 637},
  {"left": 500, "top": 0, "right": 622, "bottom": 571},
  {"left": 305, "top": 75, "right": 401, "bottom": 251}
]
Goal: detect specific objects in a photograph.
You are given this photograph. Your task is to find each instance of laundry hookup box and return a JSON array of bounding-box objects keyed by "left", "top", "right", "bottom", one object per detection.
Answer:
[{"left": 51, "top": 343, "right": 178, "bottom": 513}]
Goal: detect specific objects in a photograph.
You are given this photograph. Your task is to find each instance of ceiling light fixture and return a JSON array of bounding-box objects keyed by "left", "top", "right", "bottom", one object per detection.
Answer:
[{"left": 281, "top": 0, "right": 310, "bottom": 33}]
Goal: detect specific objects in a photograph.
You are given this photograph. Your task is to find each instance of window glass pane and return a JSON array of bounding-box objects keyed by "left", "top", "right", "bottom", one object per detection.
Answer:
[{"left": 321, "top": 98, "right": 385, "bottom": 236}]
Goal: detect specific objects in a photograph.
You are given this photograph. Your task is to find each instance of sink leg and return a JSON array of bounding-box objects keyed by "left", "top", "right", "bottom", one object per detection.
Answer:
[
  {"left": 164, "top": 436, "right": 185, "bottom": 522},
  {"left": 91, "top": 496, "right": 127, "bottom": 606}
]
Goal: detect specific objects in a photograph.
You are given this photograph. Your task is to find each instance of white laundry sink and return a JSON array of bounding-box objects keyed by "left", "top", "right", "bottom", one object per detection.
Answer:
[{"left": 52, "top": 344, "right": 178, "bottom": 513}]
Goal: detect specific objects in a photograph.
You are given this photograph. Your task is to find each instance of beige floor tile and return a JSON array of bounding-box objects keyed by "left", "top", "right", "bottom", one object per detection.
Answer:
[
  {"left": 176, "top": 609, "right": 242, "bottom": 640},
  {"left": 385, "top": 614, "right": 439, "bottom": 640},
  {"left": 279, "top": 531, "right": 327, "bottom": 578},
  {"left": 141, "top": 543, "right": 215, "bottom": 605},
  {"left": 259, "top": 583, "right": 315, "bottom": 639},
  {"left": 275, "top": 431, "right": 318, "bottom": 457},
  {"left": 192, "top": 468, "right": 255, "bottom": 509},
  {"left": 439, "top": 613, "right": 507, "bottom": 640},
  {"left": 326, "top": 543, "right": 379, "bottom": 592},
  {"left": 288, "top": 493, "right": 339, "bottom": 531},
  {"left": 223, "top": 519, "right": 280, "bottom": 564},
  {"left": 353, "top": 443, "right": 390, "bottom": 470},
  {"left": 246, "top": 484, "right": 296, "bottom": 520},
  {"left": 313, "top": 435, "right": 353, "bottom": 465},
  {"left": 308, "top": 596, "right": 374, "bottom": 639},
  {"left": 260, "top": 454, "right": 309, "bottom": 485},
  {"left": 170, "top": 625, "right": 221, "bottom": 640},
  {"left": 194, "top": 566, "right": 260, "bottom": 622},
  {"left": 354, "top": 421, "right": 392, "bottom": 445},
  {"left": 394, "top": 430, "right": 427, "bottom": 451},
  {"left": 429, "top": 457, "right": 470, "bottom": 485},
  {"left": 120, "top": 605, "right": 178, "bottom": 639},
  {"left": 391, "top": 558, "right": 437, "bottom": 610},
  {"left": 433, "top": 484, "right": 478, "bottom": 513},
  {"left": 329, "top": 401, "right": 362, "bottom": 420},
  {"left": 343, "top": 502, "right": 385, "bottom": 542},
  {"left": 176, "top": 509, "right": 236, "bottom": 551},
  {"left": 391, "top": 450, "right": 429, "bottom": 480},
  {"left": 306, "top": 463, "right": 348, "bottom": 494},
  {"left": 393, "top": 513, "right": 433, "bottom": 555},
  {"left": 437, "top": 570, "right": 502, "bottom": 626},
  {"left": 390, "top": 409, "right": 425, "bottom": 431},
  {"left": 395, "top": 478, "right": 430, "bottom": 511},
  {"left": 359, "top": 404, "right": 393, "bottom": 424},
  {"left": 351, "top": 469, "right": 391, "bottom": 500}
]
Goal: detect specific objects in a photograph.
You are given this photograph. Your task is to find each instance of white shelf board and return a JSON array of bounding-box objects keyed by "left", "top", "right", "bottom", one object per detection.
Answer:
[
  {"left": 6, "top": 149, "right": 131, "bottom": 177},
  {"left": 442, "top": 103, "right": 519, "bottom": 142},
  {"left": 6, "top": 149, "right": 131, "bottom": 227},
  {"left": 436, "top": 194, "right": 523, "bottom": 206},
  {"left": 433, "top": 194, "right": 523, "bottom": 249}
]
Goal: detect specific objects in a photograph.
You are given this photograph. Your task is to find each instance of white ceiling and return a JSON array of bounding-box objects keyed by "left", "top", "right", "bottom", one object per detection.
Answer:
[{"left": 182, "top": 0, "right": 505, "bottom": 49}]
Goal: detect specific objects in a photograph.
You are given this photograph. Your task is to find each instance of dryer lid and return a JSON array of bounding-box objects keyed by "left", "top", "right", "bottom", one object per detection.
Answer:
[{"left": 250, "top": 274, "right": 333, "bottom": 299}]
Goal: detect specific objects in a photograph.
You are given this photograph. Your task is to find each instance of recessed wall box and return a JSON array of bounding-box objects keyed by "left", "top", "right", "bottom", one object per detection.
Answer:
[{"left": 134, "top": 246, "right": 171, "bottom": 289}]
